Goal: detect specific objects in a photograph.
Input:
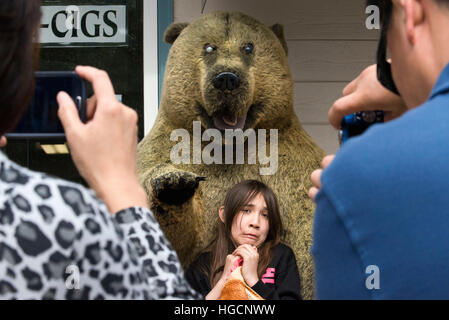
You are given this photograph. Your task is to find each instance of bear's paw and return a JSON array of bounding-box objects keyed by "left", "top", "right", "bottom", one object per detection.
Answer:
[{"left": 150, "top": 171, "right": 206, "bottom": 206}]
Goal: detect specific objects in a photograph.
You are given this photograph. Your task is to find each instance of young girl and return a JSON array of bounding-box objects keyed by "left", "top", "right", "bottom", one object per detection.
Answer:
[{"left": 185, "top": 180, "right": 302, "bottom": 300}]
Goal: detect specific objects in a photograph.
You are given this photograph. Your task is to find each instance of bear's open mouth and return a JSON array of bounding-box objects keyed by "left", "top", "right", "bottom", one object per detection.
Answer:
[
  {"left": 196, "top": 103, "right": 260, "bottom": 132},
  {"left": 213, "top": 113, "right": 247, "bottom": 130}
]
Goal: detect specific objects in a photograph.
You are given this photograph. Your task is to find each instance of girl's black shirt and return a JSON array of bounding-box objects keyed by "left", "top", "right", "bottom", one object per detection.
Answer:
[{"left": 185, "top": 243, "right": 302, "bottom": 300}]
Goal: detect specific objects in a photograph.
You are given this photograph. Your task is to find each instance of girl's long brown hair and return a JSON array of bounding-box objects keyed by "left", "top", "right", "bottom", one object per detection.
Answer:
[{"left": 204, "top": 180, "right": 284, "bottom": 287}]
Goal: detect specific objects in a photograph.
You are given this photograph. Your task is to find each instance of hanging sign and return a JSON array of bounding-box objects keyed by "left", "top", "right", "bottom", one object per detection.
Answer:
[{"left": 40, "top": 5, "right": 127, "bottom": 47}]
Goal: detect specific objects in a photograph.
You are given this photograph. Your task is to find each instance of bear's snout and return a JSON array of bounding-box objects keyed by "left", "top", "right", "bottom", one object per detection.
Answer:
[
  {"left": 213, "top": 72, "right": 241, "bottom": 91},
  {"left": 200, "top": 66, "right": 253, "bottom": 130}
]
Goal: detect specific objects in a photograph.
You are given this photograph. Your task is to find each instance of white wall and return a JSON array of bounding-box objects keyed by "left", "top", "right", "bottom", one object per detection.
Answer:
[{"left": 173, "top": 0, "right": 380, "bottom": 154}]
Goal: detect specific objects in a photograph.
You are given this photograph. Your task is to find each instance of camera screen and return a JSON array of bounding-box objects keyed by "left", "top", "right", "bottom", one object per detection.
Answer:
[{"left": 12, "top": 73, "right": 85, "bottom": 136}]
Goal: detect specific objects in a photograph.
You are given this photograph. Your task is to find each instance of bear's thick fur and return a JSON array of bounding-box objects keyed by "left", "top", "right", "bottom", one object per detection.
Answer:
[{"left": 137, "top": 11, "right": 324, "bottom": 299}]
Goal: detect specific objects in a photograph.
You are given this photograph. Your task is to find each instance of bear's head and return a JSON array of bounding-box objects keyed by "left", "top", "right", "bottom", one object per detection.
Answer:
[{"left": 161, "top": 11, "right": 293, "bottom": 132}]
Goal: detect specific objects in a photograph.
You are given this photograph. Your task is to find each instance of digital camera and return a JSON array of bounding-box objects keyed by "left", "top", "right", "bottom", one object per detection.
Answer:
[
  {"left": 338, "top": 111, "right": 384, "bottom": 145},
  {"left": 7, "top": 71, "right": 87, "bottom": 140}
]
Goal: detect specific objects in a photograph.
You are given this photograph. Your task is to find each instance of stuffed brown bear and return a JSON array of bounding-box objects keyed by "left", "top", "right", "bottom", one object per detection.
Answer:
[{"left": 137, "top": 11, "right": 324, "bottom": 300}]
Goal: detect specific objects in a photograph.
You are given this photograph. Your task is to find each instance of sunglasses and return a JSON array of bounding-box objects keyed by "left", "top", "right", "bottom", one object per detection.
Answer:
[{"left": 376, "top": 0, "right": 400, "bottom": 95}]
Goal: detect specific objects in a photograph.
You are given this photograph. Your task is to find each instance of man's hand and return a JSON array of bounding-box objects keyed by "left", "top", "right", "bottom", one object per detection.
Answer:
[
  {"left": 329, "top": 64, "right": 407, "bottom": 129},
  {"left": 308, "top": 155, "right": 335, "bottom": 201}
]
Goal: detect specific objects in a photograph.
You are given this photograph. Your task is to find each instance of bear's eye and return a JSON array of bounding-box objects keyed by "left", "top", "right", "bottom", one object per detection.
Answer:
[
  {"left": 243, "top": 43, "right": 254, "bottom": 54},
  {"left": 204, "top": 44, "right": 216, "bottom": 54}
]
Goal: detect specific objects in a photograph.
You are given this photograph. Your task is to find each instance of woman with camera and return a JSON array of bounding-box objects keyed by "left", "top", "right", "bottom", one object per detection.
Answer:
[{"left": 0, "top": 0, "right": 199, "bottom": 300}]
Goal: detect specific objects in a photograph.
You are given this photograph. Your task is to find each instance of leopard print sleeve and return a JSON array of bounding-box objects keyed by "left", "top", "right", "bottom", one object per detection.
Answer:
[
  {"left": 0, "top": 152, "right": 201, "bottom": 300},
  {"left": 114, "top": 207, "right": 202, "bottom": 299}
]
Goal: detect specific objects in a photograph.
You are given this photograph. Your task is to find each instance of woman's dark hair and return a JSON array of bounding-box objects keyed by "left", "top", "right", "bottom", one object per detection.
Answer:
[
  {"left": 204, "top": 180, "right": 284, "bottom": 287},
  {"left": 0, "top": 0, "right": 42, "bottom": 135},
  {"left": 436, "top": 0, "right": 449, "bottom": 7}
]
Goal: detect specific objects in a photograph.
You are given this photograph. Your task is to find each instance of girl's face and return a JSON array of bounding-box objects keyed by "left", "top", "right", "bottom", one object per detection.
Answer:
[{"left": 221, "top": 192, "right": 270, "bottom": 248}]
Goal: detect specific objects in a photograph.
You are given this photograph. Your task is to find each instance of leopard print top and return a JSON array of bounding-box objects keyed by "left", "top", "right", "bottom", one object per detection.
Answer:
[{"left": 0, "top": 151, "right": 201, "bottom": 300}]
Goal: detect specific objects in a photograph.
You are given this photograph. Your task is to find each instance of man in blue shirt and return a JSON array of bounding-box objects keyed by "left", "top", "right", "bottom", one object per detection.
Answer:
[{"left": 309, "top": 0, "right": 449, "bottom": 299}]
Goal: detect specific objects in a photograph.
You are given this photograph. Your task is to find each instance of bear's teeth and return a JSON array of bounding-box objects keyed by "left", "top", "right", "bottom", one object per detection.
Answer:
[{"left": 223, "top": 115, "right": 238, "bottom": 126}]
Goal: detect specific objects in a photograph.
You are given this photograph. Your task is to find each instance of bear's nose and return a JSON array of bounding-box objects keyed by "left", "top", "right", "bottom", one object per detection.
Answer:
[{"left": 213, "top": 72, "right": 241, "bottom": 91}]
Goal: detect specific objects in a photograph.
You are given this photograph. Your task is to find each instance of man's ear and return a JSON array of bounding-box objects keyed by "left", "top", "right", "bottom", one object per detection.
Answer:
[
  {"left": 219, "top": 206, "right": 225, "bottom": 223},
  {"left": 270, "top": 24, "right": 288, "bottom": 56},
  {"left": 164, "top": 22, "right": 189, "bottom": 44},
  {"left": 404, "top": 0, "right": 424, "bottom": 45}
]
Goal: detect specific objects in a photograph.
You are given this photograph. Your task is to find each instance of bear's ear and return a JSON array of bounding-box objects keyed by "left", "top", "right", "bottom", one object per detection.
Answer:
[
  {"left": 270, "top": 24, "right": 288, "bottom": 56},
  {"left": 164, "top": 22, "right": 190, "bottom": 44}
]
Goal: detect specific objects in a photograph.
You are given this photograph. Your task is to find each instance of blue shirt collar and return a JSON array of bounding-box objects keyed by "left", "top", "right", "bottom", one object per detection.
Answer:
[{"left": 429, "top": 62, "right": 449, "bottom": 100}]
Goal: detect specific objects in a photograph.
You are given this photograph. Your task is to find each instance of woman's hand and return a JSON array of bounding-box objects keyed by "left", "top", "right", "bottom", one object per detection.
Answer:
[
  {"left": 233, "top": 244, "right": 259, "bottom": 287},
  {"left": 57, "top": 66, "right": 148, "bottom": 214},
  {"left": 308, "top": 155, "right": 335, "bottom": 202},
  {"left": 328, "top": 64, "right": 408, "bottom": 129},
  {"left": 0, "top": 136, "right": 6, "bottom": 147}
]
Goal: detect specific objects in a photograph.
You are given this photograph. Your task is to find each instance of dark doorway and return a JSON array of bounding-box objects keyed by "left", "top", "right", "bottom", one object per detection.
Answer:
[{"left": 2, "top": 0, "right": 143, "bottom": 185}]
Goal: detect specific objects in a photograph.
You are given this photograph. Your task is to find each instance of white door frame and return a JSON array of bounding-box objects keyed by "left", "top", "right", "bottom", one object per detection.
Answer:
[{"left": 143, "top": 0, "right": 159, "bottom": 136}]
